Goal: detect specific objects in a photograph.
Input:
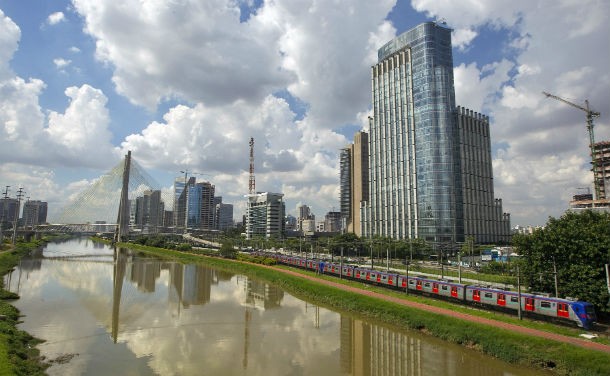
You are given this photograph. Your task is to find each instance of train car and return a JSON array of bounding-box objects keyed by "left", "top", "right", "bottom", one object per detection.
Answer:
[
  {"left": 255, "top": 251, "right": 596, "bottom": 329},
  {"left": 465, "top": 286, "right": 597, "bottom": 329}
]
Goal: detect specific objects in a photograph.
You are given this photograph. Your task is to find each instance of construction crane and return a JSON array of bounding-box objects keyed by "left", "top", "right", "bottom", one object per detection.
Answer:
[{"left": 542, "top": 91, "right": 602, "bottom": 199}]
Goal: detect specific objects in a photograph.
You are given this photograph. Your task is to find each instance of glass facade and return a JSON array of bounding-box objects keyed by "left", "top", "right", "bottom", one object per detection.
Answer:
[
  {"left": 369, "top": 22, "right": 463, "bottom": 242},
  {"left": 186, "top": 182, "right": 215, "bottom": 230}
]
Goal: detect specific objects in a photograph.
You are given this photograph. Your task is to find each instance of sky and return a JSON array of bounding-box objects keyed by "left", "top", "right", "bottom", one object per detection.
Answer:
[{"left": 0, "top": 0, "right": 608, "bottom": 227}]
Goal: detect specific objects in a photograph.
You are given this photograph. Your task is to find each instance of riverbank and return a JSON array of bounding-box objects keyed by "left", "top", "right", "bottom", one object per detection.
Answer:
[
  {"left": 0, "top": 240, "right": 49, "bottom": 376},
  {"left": 118, "top": 241, "right": 610, "bottom": 376}
]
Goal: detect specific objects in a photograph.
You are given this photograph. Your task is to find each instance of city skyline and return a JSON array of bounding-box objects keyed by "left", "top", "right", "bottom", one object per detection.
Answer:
[{"left": 0, "top": 1, "right": 609, "bottom": 227}]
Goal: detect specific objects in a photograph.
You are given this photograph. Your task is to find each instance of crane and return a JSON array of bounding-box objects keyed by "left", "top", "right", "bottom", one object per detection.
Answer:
[{"left": 542, "top": 91, "right": 602, "bottom": 199}]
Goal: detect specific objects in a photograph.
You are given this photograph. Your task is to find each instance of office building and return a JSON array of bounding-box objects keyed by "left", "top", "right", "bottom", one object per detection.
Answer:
[
  {"left": 174, "top": 176, "right": 195, "bottom": 229},
  {"left": 340, "top": 131, "right": 369, "bottom": 236},
  {"left": 297, "top": 204, "right": 315, "bottom": 232},
  {"left": 457, "top": 107, "right": 511, "bottom": 243},
  {"left": 245, "top": 192, "right": 285, "bottom": 239},
  {"left": 186, "top": 182, "right": 215, "bottom": 230},
  {"left": 134, "top": 190, "right": 165, "bottom": 232},
  {"left": 0, "top": 198, "right": 19, "bottom": 228},
  {"left": 324, "top": 211, "right": 342, "bottom": 233},
  {"left": 215, "top": 203, "right": 234, "bottom": 231},
  {"left": 22, "top": 200, "right": 48, "bottom": 227},
  {"left": 363, "top": 21, "right": 510, "bottom": 243}
]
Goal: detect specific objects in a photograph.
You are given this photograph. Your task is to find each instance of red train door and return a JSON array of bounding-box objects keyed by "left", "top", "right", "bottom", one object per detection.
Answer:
[
  {"left": 356, "top": 270, "right": 360, "bottom": 278},
  {"left": 401, "top": 277, "right": 407, "bottom": 287},
  {"left": 557, "top": 303, "right": 570, "bottom": 318},
  {"left": 497, "top": 293, "right": 506, "bottom": 307},
  {"left": 525, "top": 298, "right": 535, "bottom": 311},
  {"left": 416, "top": 280, "right": 422, "bottom": 290},
  {"left": 451, "top": 286, "right": 458, "bottom": 298},
  {"left": 473, "top": 290, "right": 481, "bottom": 302},
  {"left": 432, "top": 283, "right": 439, "bottom": 294},
  {"left": 388, "top": 275, "right": 393, "bottom": 285},
  {"left": 366, "top": 272, "right": 370, "bottom": 281}
]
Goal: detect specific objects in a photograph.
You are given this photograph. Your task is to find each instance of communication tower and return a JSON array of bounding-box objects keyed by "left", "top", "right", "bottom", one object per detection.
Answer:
[{"left": 249, "top": 138, "right": 255, "bottom": 194}]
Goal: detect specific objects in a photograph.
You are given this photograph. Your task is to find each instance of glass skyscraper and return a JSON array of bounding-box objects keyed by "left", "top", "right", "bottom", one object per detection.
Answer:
[{"left": 366, "top": 22, "right": 463, "bottom": 243}]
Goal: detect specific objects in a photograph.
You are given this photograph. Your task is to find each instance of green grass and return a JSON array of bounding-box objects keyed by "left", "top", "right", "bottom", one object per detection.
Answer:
[
  {"left": 120, "top": 242, "right": 610, "bottom": 375},
  {"left": 0, "top": 240, "right": 48, "bottom": 376}
]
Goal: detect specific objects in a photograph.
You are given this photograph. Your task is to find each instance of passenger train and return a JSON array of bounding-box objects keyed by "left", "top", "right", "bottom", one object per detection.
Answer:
[{"left": 255, "top": 251, "right": 597, "bottom": 330}]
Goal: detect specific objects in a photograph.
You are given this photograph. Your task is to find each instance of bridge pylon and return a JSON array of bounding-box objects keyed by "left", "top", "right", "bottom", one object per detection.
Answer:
[{"left": 113, "top": 151, "right": 131, "bottom": 243}]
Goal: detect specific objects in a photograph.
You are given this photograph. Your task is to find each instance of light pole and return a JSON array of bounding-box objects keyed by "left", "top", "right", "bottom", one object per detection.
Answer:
[
  {"left": 517, "top": 265, "right": 522, "bottom": 320},
  {"left": 405, "top": 257, "right": 410, "bottom": 294}
]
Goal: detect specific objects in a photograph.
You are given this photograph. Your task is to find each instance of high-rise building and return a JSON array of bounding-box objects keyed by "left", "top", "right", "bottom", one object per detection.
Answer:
[
  {"left": 297, "top": 204, "right": 315, "bottom": 232},
  {"left": 215, "top": 203, "right": 234, "bottom": 231},
  {"left": 174, "top": 176, "right": 195, "bottom": 229},
  {"left": 324, "top": 211, "right": 342, "bottom": 233},
  {"left": 134, "top": 190, "right": 165, "bottom": 232},
  {"left": 186, "top": 182, "right": 215, "bottom": 230},
  {"left": 22, "top": 200, "right": 47, "bottom": 227},
  {"left": 363, "top": 21, "right": 510, "bottom": 244},
  {"left": 340, "top": 131, "right": 369, "bottom": 236},
  {"left": 245, "top": 192, "right": 285, "bottom": 239},
  {"left": 0, "top": 198, "right": 19, "bottom": 228},
  {"left": 457, "top": 107, "right": 511, "bottom": 243},
  {"left": 593, "top": 140, "right": 610, "bottom": 200}
]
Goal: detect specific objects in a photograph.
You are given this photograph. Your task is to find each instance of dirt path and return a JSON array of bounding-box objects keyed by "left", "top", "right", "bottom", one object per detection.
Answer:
[{"left": 264, "top": 264, "right": 610, "bottom": 354}]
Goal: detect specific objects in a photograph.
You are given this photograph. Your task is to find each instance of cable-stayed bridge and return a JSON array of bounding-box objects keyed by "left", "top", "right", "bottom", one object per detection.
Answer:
[{"left": 33, "top": 152, "right": 164, "bottom": 240}]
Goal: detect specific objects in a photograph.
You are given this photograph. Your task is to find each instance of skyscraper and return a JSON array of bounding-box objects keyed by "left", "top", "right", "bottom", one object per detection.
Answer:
[
  {"left": 364, "top": 21, "right": 509, "bottom": 243},
  {"left": 174, "top": 176, "right": 195, "bottom": 229},
  {"left": 340, "top": 131, "right": 369, "bottom": 236},
  {"left": 186, "top": 182, "right": 215, "bottom": 230},
  {"left": 366, "top": 21, "right": 460, "bottom": 242},
  {"left": 456, "top": 106, "right": 510, "bottom": 243},
  {"left": 22, "top": 200, "right": 48, "bottom": 227}
]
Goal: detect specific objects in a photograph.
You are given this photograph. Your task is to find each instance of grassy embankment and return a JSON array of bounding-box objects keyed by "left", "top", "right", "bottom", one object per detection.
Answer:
[
  {"left": 115, "top": 241, "right": 610, "bottom": 376},
  {"left": 0, "top": 239, "right": 48, "bottom": 376}
]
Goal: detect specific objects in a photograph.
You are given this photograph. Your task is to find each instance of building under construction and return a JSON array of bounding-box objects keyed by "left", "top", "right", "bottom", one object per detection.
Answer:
[
  {"left": 593, "top": 140, "right": 610, "bottom": 201},
  {"left": 569, "top": 140, "right": 610, "bottom": 213}
]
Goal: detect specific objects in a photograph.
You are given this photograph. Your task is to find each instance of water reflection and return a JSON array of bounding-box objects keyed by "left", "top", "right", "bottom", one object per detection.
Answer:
[{"left": 5, "top": 239, "right": 543, "bottom": 376}]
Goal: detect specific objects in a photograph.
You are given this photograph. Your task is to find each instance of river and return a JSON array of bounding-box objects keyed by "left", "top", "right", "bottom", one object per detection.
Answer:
[{"left": 4, "top": 238, "right": 546, "bottom": 375}]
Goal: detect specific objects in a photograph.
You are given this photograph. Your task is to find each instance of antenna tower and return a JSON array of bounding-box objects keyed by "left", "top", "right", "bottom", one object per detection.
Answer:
[{"left": 249, "top": 137, "right": 255, "bottom": 194}]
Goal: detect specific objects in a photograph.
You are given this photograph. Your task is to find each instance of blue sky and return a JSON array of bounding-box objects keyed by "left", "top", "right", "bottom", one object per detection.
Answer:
[{"left": 0, "top": 0, "right": 608, "bottom": 227}]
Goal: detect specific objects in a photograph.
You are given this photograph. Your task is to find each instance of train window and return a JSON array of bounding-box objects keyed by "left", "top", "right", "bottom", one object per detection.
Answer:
[
  {"left": 441, "top": 285, "right": 448, "bottom": 290},
  {"left": 510, "top": 296, "right": 518, "bottom": 303},
  {"left": 409, "top": 280, "right": 415, "bottom": 285},
  {"left": 424, "top": 283, "right": 430, "bottom": 287},
  {"left": 540, "top": 301, "right": 551, "bottom": 309},
  {"left": 484, "top": 292, "right": 493, "bottom": 299}
]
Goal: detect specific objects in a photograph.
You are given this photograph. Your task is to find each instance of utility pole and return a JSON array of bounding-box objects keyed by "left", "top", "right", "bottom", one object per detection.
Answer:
[
  {"left": 517, "top": 265, "right": 522, "bottom": 320},
  {"left": 0, "top": 186, "right": 8, "bottom": 244},
  {"left": 12, "top": 187, "right": 24, "bottom": 245},
  {"left": 552, "top": 257, "right": 559, "bottom": 298}
]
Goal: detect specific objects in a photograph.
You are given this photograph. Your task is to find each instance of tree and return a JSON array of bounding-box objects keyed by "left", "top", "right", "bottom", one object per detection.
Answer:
[
  {"left": 513, "top": 211, "right": 610, "bottom": 315},
  {"left": 219, "top": 240, "right": 237, "bottom": 259}
]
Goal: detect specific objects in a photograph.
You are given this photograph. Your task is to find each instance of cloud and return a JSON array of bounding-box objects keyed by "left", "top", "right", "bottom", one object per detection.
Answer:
[
  {"left": 47, "top": 11, "right": 66, "bottom": 26},
  {"left": 53, "top": 58, "right": 72, "bottom": 69},
  {"left": 71, "top": 0, "right": 294, "bottom": 109},
  {"left": 46, "top": 85, "right": 118, "bottom": 167},
  {"left": 0, "top": 9, "right": 20, "bottom": 80},
  {"left": 71, "top": 0, "right": 395, "bottom": 218}
]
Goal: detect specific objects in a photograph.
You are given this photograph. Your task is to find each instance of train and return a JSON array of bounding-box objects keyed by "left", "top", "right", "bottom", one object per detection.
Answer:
[{"left": 254, "top": 251, "right": 597, "bottom": 330}]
